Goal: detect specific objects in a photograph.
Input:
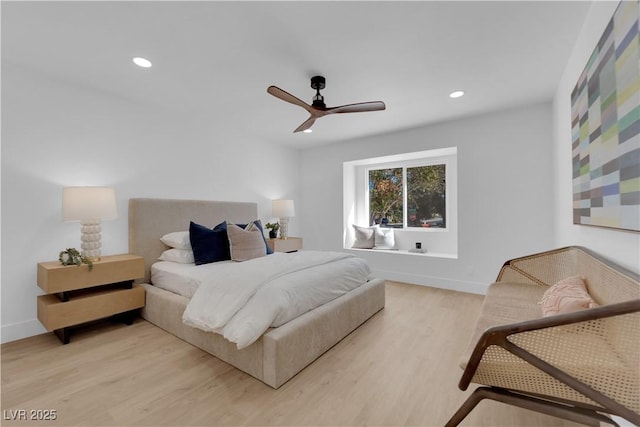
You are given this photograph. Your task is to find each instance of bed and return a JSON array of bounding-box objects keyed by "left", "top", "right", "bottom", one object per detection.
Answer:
[{"left": 128, "top": 198, "right": 386, "bottom": 388}]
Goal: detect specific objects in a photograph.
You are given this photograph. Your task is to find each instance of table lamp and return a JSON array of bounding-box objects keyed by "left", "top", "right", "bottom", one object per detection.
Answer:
[
  {"left": 62, "top": 187, "right": 118, "bottom": 261},
  {"left": 272, "top": 199, "right": 295, "bottom": 239}
]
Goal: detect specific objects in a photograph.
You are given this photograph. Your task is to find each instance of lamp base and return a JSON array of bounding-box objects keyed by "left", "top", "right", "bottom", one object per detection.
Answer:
[
  {"left": 279, "top": 217, "right": 289, "bottom": 239},
  {"left": 80, "top": 220, "right": 102, "bottom": 261}
]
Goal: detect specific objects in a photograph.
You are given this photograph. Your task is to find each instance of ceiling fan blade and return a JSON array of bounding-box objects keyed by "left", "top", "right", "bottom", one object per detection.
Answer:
[
  {"left": 326, "top": 101, "right": 386, "bottom": 114},
  {"left": 294, "top": 116, "right": 316, "bottom": 133},
  {"left": 267, "top": 86, "right": 314, "bottom": 113}
]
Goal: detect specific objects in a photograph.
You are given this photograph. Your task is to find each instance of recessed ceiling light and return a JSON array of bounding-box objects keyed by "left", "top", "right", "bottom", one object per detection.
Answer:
[
  {"left": 303, "top": 129, "right": 313, "bottom": 133},
  {"left": 449, "top": 90, "right": 465, "bottom": 98},
  {"left": 133, "top": 57, "right": 152, "bottom": 68}
]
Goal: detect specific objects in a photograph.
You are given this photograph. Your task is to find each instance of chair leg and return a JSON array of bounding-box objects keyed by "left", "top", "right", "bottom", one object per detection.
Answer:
[
  {"left": 445, "top": 387, "right": 489, "bottom": 427},
  {"left": 445, "top": 387, "right": 617, "bottom": 427}
]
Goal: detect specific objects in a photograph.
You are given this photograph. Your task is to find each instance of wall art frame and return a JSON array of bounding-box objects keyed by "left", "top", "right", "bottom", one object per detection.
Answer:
[{"left": 571, "top": 0, "right": 639, "bottom": 232}]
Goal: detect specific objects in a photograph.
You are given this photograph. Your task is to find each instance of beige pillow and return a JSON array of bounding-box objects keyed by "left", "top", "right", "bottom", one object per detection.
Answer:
[
  {"left": 539, "top": 276, "right": 599, "bottom": 317},
  {"left": 352, "top": 224, "right": 378, "bottom": 249},
  {"left": 227, "top": 223, "right": 267, "bottom": 262}
]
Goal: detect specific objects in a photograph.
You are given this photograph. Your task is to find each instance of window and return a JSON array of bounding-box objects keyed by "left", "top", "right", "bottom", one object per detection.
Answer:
[
  {"left": 368, "top": 168, "right": 403, "bottom": 227},
  {"left": 369, "top": 164, "right": 446, "bottom": 229},
  {"left": 343, "top": 147, "right": 457, "bottom": 257}
]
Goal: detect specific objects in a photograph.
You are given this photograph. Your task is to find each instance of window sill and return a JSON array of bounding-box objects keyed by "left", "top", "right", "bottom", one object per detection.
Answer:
[{"left": 347, "top": 247, "right": 458, "bottom": 259}]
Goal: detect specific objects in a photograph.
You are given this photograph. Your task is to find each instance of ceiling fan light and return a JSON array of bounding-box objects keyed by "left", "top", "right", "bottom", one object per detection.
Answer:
[
  {"left": 303, "top": 129, "right": 313, "bottom": 133},
  {"left": 449, "top": 90, "right": 465, "bottom": 98}
]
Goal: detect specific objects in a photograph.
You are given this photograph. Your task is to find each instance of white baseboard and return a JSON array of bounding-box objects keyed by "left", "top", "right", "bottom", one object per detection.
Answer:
[
  {"left": 372, "top": 268, "right": 488, "bottom": 295},
  {"left": 1, "top": 319, "right": 46, "bottom": 344}
]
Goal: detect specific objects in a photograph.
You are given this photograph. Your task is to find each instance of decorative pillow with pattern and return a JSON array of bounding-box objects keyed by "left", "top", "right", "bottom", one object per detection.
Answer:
[
  {"left": 539, "top": 276, "right": 599, "bottom": 317},
  {"left": 227, "top": 223, "right": 267, "bottom": 261},
  {"left": 233, "top": 220, "right": 273, "bottom": 255}
]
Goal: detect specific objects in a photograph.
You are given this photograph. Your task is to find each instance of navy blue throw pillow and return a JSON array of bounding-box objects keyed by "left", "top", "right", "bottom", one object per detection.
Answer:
[
  {"left": 234, "top": 220, "right": 273, "bottom": 255},
  {"left": 189, "top": 221, "right": 231, "bottom": 265}
]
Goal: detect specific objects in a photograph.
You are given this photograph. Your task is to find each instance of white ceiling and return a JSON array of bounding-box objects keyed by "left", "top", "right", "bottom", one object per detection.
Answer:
[{"left": 2, "top": 1, "right": 591, "bottom": 147}]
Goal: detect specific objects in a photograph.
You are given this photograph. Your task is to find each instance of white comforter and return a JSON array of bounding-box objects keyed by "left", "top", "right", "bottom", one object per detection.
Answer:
[{"left": 182, "top": 251, "right": 371, "bottom": 349}]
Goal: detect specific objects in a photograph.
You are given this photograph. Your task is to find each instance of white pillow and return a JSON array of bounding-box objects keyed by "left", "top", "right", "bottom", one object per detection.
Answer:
[
  {"left": 374, "top": 227, "right": 395, "bottom": 249},
  {"left": 158, "top": 248, "right": 195, "bottom": 264},
  {"left": 352, "top": 224, "right": 378, "bottom": 249},
  {"left": 160, "top": 231, "right": 191, "bottom": 249}
]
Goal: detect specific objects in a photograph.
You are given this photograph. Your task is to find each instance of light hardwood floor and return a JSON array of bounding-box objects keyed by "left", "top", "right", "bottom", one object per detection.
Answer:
[{"left": 1, "top": 282, "right": 583, "bottom": 427}]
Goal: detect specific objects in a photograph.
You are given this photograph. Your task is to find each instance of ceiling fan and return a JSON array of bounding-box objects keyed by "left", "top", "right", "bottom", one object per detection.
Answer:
[{"left": 267, "top": 76, "right": 386, "bottom": 133}]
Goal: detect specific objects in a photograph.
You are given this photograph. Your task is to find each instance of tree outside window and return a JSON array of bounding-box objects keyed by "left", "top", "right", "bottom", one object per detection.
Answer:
[
  {"left": 368, "top": 168, "right": 403, "bottom": 227},
  {"left": 369, "top": 164, "right": 446, "bottom": 228}
]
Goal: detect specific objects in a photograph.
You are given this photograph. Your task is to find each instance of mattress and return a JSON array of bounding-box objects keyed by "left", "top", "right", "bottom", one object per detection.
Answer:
[
  {"left": 150, "top": 251, "right": 373, "bottom": 303},
  {"left": 151, "top": 259, "right": 233, "bottom": 298}
]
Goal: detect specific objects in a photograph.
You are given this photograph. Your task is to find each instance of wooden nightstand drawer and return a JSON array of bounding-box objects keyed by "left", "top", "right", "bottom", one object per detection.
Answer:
[
  {"left": 38, "top": 286, "right": 145, "bottom": 331},
  {"left": 37, "top": 254, "right": 144, "bottom": 293}
]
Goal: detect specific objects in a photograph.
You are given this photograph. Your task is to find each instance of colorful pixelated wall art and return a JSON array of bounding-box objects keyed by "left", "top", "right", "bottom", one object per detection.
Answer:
[{"left": 571, "top": 0, "right": 639, "bottom": 232}]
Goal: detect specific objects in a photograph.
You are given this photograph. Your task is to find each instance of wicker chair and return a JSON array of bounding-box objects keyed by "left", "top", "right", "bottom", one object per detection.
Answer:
[{"left": 446, "top": 247, "right": 640, "bottom": 426}]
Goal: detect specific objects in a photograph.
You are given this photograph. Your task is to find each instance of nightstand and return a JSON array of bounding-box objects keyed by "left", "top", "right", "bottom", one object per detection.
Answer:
[
  {"left": 267, "top": 237, "right": 303, "bottom": 253},
  {"left": 37, "top": 254, "right": 145, "bottom": 344}
]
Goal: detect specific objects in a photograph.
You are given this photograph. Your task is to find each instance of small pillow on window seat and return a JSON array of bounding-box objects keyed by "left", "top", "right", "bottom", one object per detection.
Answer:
[
  {"left": 374, "top": 227, "right": 395, "bottom": 249},
  {"left": 539, "top": 276, "right": 599, "bottom": 317},
  {"left": 352, "top": 224, "right": 378, "bottom": 249}
]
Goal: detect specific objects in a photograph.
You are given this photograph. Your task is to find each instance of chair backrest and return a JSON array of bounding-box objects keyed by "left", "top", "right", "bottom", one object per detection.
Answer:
[
  {"left": 573, "top": 248, "right": 639, "bottom": 305},
  {"left": 499, "top": 246, "right": 639, "bottom": 304}
]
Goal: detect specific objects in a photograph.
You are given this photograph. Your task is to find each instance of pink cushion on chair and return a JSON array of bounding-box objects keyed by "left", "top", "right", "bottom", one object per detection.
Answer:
[{"left": 539, "top": 276, "right": 599, "bottom": 317}]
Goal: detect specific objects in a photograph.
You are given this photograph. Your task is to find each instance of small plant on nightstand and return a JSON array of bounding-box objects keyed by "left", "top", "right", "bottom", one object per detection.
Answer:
[
  {"left": 265, "top": 222, "right": 280, "bottom": 238},
  {"left": 58, "top": 248, "right": 93, "bottom": 271}
]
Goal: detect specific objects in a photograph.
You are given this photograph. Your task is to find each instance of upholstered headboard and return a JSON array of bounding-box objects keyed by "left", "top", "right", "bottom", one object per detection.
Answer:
[{"left": 128, "top": 198, "right": 258, "bottom": 283}]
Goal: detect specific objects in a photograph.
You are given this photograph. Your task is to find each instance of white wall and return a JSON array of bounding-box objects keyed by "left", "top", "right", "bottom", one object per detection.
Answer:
[
  {"left": 552, "top": 1, "right": 640, "bottom": 274},
  {"left": 1, "top": 62, "right": 300, "bottom": 343},
  {"left": 299, "top": 103, "right": 556, "bottom": 293}
]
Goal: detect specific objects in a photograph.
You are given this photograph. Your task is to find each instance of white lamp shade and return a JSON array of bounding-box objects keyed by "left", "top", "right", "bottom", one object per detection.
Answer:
[
  {"left": 62, "top": 187, "right": 118, "bottom": 222},
  {"left": 272, "top": 199, "right": 295, "bottom": 218}
]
